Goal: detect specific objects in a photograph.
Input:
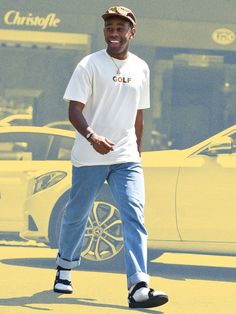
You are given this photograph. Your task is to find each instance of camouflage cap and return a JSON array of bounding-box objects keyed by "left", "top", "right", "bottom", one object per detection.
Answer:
[{"left": 102, "top": 6, "right": 136, "bottom": 26}]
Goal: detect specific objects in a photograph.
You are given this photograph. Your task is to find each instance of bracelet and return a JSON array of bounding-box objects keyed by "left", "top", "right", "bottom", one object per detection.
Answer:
[{"left": 86, "top": 131, "right": 94, "bottom": 140}]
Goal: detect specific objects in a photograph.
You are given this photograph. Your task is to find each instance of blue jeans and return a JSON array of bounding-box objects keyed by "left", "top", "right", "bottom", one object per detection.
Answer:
[{"left": 56, "top": 162, "right": 149, "bottom": 288}]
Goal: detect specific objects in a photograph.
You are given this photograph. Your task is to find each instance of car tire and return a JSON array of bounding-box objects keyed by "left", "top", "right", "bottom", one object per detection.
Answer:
[{"left": 48, "top": 185, "right": 124, "bottom": 266}]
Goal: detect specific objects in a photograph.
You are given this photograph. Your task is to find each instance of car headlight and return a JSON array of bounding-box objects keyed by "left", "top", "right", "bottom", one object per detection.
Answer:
[{"left": 33, "top": 171, "right": 67, "bottom": 194}]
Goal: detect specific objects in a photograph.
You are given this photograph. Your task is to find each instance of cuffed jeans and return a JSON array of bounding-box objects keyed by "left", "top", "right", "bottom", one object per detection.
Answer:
[{"left": 56, "top": 162, "right": 150, "bottom": 288}]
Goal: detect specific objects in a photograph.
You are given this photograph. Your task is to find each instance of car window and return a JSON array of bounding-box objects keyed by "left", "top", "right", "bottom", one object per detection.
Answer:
[
  {"left": 57, "top": 137, "right": 73, "bottom": 160},
  {"left": 58, "top": 124, "right": 74, "bottom": 131},
  {"left": 0, "top": 140, "right": 30, "bottom": 160},
  {"left": 47, "top": 135, "right": 74, "bottom": 160},
  {"left": 0, "top": 132, "right": 54, "bottom": 160},
  {"left": 229, "top": 132, "right": 236, "bottom": 153},
  {"left": 199, "top": 130, "right": 236, "bottom": 156},
  {"left": 10, "top": 119, "right": 32, "bottom": 126},
  {"left": 46, "top": 123, "right": 74, "bottom": 131}
]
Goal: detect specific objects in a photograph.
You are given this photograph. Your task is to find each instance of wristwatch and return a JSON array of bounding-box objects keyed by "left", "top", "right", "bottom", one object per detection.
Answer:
[{"left": 86, "top": 131, "right": 94, "bottom": 140}]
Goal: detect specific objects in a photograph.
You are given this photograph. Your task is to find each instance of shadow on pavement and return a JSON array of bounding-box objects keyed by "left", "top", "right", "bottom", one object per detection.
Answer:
[
  {"left": 0, "top": 290, "right": 163, "bottom": 314},
  {"left": 1, "top": 256, "right": 236, "bottom": 283},
  {"left": 148, "top": 261, "right": 236, "bottom": 282}
]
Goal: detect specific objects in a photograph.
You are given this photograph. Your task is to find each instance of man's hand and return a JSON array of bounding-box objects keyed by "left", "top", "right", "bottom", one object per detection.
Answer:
[{"left": 89, "top": 133, "right": 114, "bottom": 155}]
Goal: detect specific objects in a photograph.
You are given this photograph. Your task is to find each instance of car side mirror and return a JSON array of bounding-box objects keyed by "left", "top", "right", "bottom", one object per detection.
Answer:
[{"left": 207, "top": 136, "right": 233, "bottom": 155}]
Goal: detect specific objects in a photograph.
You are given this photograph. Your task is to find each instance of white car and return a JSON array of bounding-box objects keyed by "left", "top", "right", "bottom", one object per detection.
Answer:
[{"left": 19, "top": 124, "right": 236, "bottom": 263}]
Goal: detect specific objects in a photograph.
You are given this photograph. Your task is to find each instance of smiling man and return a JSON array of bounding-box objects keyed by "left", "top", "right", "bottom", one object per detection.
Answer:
[{"left": 53, "top": 6, "right": 168, "bottom": 309}]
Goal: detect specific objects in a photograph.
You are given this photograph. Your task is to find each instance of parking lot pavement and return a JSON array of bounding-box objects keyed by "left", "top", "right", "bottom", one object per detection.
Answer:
[{"left": 0, "top": 241, "right": 236, "bottom": 314}]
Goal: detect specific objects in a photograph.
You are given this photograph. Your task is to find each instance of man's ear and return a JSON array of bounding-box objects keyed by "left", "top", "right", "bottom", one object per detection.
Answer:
[{"left": 130, "top": 27, "right": 136, "bottom": 39}]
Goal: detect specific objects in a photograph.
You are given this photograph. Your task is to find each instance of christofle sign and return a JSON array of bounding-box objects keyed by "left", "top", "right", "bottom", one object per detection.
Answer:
[{"left": 3, "top": 10, "right": 61, "bottom": 30}]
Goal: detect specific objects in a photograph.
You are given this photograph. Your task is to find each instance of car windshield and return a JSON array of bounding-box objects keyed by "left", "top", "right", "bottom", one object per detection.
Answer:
[{"left": 0, "top": 132, "right": 74, "bottom": 161}]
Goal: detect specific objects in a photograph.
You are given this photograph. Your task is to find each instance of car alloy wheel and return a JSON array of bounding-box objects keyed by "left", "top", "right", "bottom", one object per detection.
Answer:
[{"left": 81, "top": 200, "right": 123, "bottom": 262}]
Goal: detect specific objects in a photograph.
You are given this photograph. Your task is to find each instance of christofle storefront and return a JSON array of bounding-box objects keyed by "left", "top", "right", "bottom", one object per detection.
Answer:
[
  {"left": 2, "top": 1, "right": 236, "bottom": 150},
  {"left": 0, "top": 7, "right": 91, "bottom": 128}
]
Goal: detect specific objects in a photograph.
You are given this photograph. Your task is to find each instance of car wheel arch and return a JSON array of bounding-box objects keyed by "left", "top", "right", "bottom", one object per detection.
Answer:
[
  {"left": 48, "top": 184, "right": 124, "bottom": 265},
  {"left": 48, "top": 189, "right": 70, "bottom": 248}
]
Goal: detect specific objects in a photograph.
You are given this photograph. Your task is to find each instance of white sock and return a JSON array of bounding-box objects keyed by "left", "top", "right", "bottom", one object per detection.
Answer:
[
  {"left": 54, "top": 270, "right": 72, "bottom": 292},
  {"left": 59, "top": 270, "right": 71, "bottom": 281},
  {"left": 129, "top": 285, "right": 150, "bottom": 302}
]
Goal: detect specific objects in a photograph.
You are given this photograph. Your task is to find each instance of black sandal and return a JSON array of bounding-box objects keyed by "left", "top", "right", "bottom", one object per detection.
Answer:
[
  {"left": 53, "top": 270, "right": 73, "bottom": 294},
  {"left": 128, "top": 282, "right": 168, "bottom": 308}
]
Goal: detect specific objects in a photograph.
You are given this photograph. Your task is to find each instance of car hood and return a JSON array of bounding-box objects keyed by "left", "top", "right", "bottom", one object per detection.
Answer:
[
  {"left": 0, "top": 160, "right": 71, "bottom": 174},
  {"left": 142, "top": 149, "right": 187, "bottom": 167}
]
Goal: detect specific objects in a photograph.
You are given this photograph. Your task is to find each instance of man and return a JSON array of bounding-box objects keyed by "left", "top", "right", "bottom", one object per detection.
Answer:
[{"left": 53, "top": 6, "right": 168, "bottom": 309}]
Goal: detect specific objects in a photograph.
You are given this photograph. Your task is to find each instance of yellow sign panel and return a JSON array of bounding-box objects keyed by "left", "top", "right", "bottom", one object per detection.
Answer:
[
  {"left": 212, "top": 28, "right": 235, "bottom": 45},
  {"left": 0, "top": 29, "right": 90, "bottom": 46}
]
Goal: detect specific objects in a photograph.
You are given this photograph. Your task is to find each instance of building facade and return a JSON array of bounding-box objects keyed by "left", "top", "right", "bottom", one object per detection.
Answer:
[{"left": 1, "top": 0, "right": 236, "bottom": 150}]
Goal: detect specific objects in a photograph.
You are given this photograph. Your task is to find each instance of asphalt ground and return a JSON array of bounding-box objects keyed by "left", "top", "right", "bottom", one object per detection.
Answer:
[{"left": 0, "top": 236, "right": 236, "bottom": 314}]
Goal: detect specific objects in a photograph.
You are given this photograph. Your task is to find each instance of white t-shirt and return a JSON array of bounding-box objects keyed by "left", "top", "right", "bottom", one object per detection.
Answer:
[{"left": 64, "top": 49, "right": 150, "bottom": 166}]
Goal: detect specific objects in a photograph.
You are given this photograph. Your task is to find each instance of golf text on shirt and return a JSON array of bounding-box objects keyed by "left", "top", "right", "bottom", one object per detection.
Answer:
[{"left": 113, "top": 76, "right": 132, "bottom": 83}]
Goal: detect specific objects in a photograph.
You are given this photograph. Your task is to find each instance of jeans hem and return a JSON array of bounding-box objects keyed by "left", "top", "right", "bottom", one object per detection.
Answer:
[
  {"left": 127, "top": 272, "right": 150, "bottom": 289},
  {"left": 56, "top": 254, "right": 81, "bottom": 269}
]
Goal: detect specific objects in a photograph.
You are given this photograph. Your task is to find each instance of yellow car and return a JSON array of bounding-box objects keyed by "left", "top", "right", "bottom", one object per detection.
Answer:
[
  {"left": 0, "top": 114, "right": 32, "bottom": 127},
  {"left": 1, "top": 125, "right": 236, "bottom": 263},
  {"left": 0, "top": 126, "right": 74, "bottom": 233},
  {"left": 44, "top": 120, "right": 75, "bottom": 131}
]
